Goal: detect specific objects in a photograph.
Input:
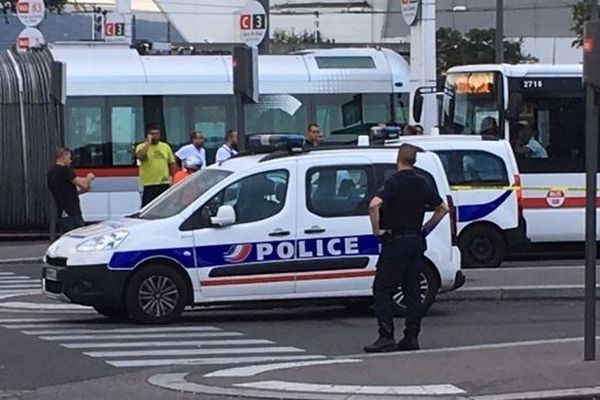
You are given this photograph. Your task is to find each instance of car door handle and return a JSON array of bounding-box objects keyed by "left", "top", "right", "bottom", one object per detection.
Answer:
[
  {"left": 269, "top": 229, "right": 291, "bottom": 237},
  {"left": 304, "top": 226, "right": 326, "bottom": 234}
]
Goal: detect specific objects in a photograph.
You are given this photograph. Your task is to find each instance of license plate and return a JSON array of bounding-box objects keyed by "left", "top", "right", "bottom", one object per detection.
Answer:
[{"left": 45, "top": 268, "right": 58, "bottom": 281}]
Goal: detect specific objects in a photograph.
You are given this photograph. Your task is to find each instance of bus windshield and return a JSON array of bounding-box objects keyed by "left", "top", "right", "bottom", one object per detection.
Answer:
[
  {"left": 134, "top": 169, "right": 232, "bottom": 220},
  {"left": 441, "top": 72, "right": 503, "bottom": 137}
]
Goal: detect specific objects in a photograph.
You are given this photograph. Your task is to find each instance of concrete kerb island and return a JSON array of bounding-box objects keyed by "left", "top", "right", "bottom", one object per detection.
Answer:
[{"left": 149, "top": 338, "right": 600, "bottom": 400}]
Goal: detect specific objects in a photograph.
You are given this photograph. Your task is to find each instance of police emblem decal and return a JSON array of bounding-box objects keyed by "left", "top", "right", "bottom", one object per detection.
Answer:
[{"left": 223, "top": 243, "right": 253, "bottom": 263}]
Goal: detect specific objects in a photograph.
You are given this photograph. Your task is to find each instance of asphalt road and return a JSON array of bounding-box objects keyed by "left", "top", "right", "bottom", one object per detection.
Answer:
[{"left": 0, "top": 261, "right": 599, "bottom": 399}]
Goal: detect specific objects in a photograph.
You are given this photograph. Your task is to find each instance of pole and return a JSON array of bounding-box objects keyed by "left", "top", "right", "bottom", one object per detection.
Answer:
[
  {"left": 495, "top": 0, "right": 504, "bottom": 63},
  {"left": 236, "top": 93, "right": 246, "bottom": 151},
  {"left": 257, "top": 0, "right": 270, "bottom": 54},
  {"left": 584, "top": 0, "right": 598, "bottom": 362}
]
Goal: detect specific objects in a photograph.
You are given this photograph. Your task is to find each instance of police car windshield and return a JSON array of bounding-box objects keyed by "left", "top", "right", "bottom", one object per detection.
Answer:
[{"left": 135, "top": 169, "right": 232, "bottom": 220}]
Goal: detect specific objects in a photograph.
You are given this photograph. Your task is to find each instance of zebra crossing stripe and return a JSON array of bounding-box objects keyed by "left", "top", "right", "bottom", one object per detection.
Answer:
[
  {"left": 0, "top": 285, "right": 41, "bottom": 289},
  {"left": 84, "top": 346, "right": 305, "bottom": 358},
  {"left": 19, "top": 326, "right": 221, "bottom": 335},
  {"left": 0, "top": 277, "right": 39, "bottom": 282},
  {"left": 0, "top": 318, "right": 84, "bottom": 323},
  {"left": 0, "top": 273, "right": 15, "bottom": 276},
  {"left": 62, "top": 339, "right": 275, "bottom": 349},
  {"left": 107, "top": 355, "right": 326, "bottom": 368},
  {"left": 40, "top": 332, "right": 245, "bottom": 341}
]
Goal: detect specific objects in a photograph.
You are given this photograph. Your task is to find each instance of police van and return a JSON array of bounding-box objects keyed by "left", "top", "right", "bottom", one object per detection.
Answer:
[
  {"left": 43, "top": 136, "right": 464, "bottom": 324},
  {"left": 385, "top": 134, "right": 529, "bottom": 268}
]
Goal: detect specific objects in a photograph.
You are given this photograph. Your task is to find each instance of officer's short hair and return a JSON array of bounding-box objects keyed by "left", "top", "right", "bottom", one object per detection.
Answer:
[{"left": 397, "top": 144, "right": 417, "bottom": 166}]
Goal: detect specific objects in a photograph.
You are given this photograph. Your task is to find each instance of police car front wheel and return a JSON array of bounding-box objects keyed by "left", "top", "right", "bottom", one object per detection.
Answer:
[{"left": 125, "top": 264, "right": 188, "bottom": 324}]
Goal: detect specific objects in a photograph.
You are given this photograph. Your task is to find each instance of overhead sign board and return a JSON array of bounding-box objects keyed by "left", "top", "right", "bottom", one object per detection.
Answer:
[
  {"left": 16, "top": 27, "right": 45, "bottom": 52},
  {"left": 16, "top": 0, "right": 45, "bottom": 27},
  {"left": 238, "top": 0, "right": 267, "bottom": 47},
  {"left": 400, "top": 0, "right": 420, "bottom": 26},
  {"left": 104, "top": 12, "right": 127, "bottom": 42}
]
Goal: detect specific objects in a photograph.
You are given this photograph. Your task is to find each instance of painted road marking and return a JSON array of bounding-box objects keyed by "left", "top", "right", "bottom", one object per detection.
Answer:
[
  {"left": 40, "top": 332, "right": 245, "bottom": 341},
  {"left": 112, "top": 355, "right": 326, "bottom": 368},
  {"left": 205, "top": 359, "right": 362, "bottom": 378},
  {"left": 0, "top": 302, "right": 90, "bottom": 310},
  {"left": 85, "top": 346, "right": 304, "bottom": 358},
  {"left": 235, "top": 381, "right": 466, "bottom": 395},
  {"left": 61, "top": 339, "right": 275, "bottom": 349},
  {"left": 18, "top": 326, "right": 221, "bottom": 334}
]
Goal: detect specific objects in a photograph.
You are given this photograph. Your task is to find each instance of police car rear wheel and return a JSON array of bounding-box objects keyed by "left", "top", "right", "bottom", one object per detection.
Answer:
[
  {"left": 392, "top": 262, "right": 439, "bottom": 317},
  {"left": 125, "top": 264, "right": 187, "bottom": 324},
  {"left": 460, "top": 225, "right": 506, "bottom": 268}
]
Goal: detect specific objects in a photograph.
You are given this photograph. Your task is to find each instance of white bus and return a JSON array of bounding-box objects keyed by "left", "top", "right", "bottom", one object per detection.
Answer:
[
  {"left": 49, "top": 43, "right": 410, "bottom": 222},
  {"left": 437, "top": 63, "right": 596, "bottom": 243}
]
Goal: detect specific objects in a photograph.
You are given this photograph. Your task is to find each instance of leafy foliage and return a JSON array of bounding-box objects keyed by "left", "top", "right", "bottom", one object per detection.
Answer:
[
  {"left": 571, "top": 0, "right": 599, "bottom": 47},
  {"left": 437, "top": 28, "right": 538, "bottom": 75},
  {"left": 272, "top": 29, "right": 333, "bottom": 44}
]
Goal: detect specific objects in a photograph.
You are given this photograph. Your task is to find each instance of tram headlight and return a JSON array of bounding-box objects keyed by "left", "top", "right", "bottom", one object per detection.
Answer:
[{"left": 76, "top": 230, "right": 129, "bottom": 252}]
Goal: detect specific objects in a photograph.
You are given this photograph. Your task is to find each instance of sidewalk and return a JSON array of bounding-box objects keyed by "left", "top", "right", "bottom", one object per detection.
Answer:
[
  {"left": 0, "top": 242, "right": 48, "bottom": 263},
  {"left": 170, "top": 338, "right": 600, "bottom": 399}
]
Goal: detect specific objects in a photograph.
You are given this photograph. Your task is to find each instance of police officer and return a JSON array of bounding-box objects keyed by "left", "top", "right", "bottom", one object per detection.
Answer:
[{"left": 365, "top": 144, "right": 449, "bottom": 353}]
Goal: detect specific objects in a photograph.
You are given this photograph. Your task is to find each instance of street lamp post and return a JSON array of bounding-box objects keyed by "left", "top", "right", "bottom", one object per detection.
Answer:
[{"left": 495, "top": 0, "right": 503, "bottom": 63}]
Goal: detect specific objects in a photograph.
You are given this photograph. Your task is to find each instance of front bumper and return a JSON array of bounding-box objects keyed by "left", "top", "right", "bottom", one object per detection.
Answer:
[
  {"left": 505, "top": 216, "right": 531, "bottom": 252},
  {"left": 42, "top": 261, "right": 130, "bottom": 308}
]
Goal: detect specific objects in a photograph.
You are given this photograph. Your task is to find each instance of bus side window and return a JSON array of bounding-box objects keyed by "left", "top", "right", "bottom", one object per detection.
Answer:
[{"left": 511, "top": 96, "right": 585, "bottom": 173}]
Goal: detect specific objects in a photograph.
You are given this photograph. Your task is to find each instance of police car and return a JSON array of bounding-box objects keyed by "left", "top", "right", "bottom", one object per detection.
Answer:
[
  {"left": 43, "top": 135, "right": 464, "bottom": 324},
  {"left": 385, "top": 134, "right": 530, "bottom": 268}
]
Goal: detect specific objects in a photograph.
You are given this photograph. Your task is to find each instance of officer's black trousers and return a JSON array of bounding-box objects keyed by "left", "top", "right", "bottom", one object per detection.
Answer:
[{"left": 373, "top": 234, "right": 424, "bottom": 339}]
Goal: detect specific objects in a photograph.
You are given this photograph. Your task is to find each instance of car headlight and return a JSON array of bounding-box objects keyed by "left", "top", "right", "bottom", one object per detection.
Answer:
[{"left": 76, "top": 230, "right": 129, "bottom": 252}]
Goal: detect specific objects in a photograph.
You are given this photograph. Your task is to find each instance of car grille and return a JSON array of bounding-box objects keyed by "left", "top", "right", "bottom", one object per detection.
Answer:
[
  {"left": 46, "top": 256, "right": 67, "bottom": 267},
  {"left": 44, "top": 280, "right": 63, "bottom": 294}
]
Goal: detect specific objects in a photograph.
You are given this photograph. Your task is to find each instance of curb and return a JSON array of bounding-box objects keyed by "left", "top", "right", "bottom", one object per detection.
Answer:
[
  {"left": 0, "top": 257, "right": 42, "bottom": 265},
  {"left": 439, "top": 285, "right": 600, "bottom": 301}
]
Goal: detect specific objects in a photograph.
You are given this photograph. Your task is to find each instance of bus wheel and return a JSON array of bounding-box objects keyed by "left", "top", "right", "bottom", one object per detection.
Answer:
[
  {"left": 460, "top": 225, "right": 506, "bottom": 268},
  {"left": 125, "top": 264, "right": 188, "bottom": 324},
  {"left": 392, "top": 261, "right": 439, "bottom": 317},
  {"left": 93, "top": 305, "right": 128, "bottom": 319}
]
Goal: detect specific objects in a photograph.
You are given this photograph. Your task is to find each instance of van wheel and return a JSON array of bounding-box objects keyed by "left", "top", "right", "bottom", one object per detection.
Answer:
[
  {"left": 93, "top": 305, "right": 128, "bottom": 319},
  {"left": 459, "top": 225, "right": 506, "bottom": 268},
  {"left": 392, "top": 261, "right": 439, "bottom": 317},
  {"left": 125, "top": 264, "right": 188, "bottom": 324}
]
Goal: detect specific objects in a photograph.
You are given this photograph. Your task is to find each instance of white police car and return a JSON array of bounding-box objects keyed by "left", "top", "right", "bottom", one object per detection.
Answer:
[
  {"left": 43, "top": 136, "right": 464, "bottom": 323},
  {"left": 387, "top": 135, "right": 529, "bottom": 268}
]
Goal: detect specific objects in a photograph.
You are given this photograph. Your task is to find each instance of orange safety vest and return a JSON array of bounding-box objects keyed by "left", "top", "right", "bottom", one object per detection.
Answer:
[{"left": 173, "top": 169, "right": 191, "bottom": 185}]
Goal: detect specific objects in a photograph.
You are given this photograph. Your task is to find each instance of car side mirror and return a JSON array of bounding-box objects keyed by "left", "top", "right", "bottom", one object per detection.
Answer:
[
  {"left": 412, "top": 93, "right": 424, "bottom": 123},
  {"left": 210, "top": 205, "right": 236, "bottom": 227},
  {"left": 505, "top": 93, "right": 523, "bottom": 122}
]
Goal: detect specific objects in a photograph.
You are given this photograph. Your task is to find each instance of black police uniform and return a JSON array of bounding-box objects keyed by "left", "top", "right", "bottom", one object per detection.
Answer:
[{"left": 370, "top": 168, "right": 443, "bottom": 350}]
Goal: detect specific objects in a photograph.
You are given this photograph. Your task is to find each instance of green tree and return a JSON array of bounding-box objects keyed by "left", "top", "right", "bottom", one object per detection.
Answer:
[
  {"left": 571, "top": 0, "right": 599, "bottom": 47},
  {"left": 437, "top": 28, "right": 538, "bottom": 75},
  {"left": 272, "top": 29, "right": 332, "bottom": 45}
]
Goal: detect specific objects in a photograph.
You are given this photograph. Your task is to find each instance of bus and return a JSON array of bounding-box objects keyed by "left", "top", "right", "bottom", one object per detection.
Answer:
[
  {"left": 49, "top": 43, "right": 411, "bottom": 221},
  {"left": 436, "top": 63, "right": 596, "bottom": 243}
]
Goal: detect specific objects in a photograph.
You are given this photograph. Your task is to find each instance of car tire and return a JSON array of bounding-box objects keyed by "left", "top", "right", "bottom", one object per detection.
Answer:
[
  {"left": 125, "top": 263, "right": 188, "bottom": 324},
  {"left": 93, "top": 305, "right": 129, "bottom": 319},
  {"left": 459, "top": 224, "right": 507, "bottom": 268},
  {"left": 392, "top": 261, "right": 439, "bottom": 317}
]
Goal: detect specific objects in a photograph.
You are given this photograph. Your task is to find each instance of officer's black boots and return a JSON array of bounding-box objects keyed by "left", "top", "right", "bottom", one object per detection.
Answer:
[
  {"left": 364, "top": 336, "right": 397, "bottom": 353},
  {"left": 396, "top": 336, "right": 420, "bottom": 351}
]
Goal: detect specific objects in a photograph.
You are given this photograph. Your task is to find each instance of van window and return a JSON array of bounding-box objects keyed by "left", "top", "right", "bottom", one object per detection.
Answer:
[
  {"left": 306, "top": 166, "right": 374, "bottom": 217},
  {"left": 198, "top": 170, "right": 289, "bottom": 226},
  {"left": 136, "top": 169, "right": 232, "bottom": 220},
  {"left": 435, "top": 150, "right": 509, "bottom": 186}
]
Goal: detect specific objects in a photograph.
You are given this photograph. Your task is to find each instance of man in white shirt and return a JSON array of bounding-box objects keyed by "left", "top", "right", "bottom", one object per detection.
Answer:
[
  {"left": 175, "top": 132, "right": 206, "bottom": 170},
  {"left": 215, "top": 130, "right": 239, "bottom": 165}
]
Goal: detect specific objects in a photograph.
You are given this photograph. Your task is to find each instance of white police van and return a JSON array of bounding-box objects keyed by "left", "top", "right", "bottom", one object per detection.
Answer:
[
  {"left": 43, "top": 136, "right": 464, "bottom": 323},
  {"left": 386, "top": 135, "right": 529, "bottom": 268}
]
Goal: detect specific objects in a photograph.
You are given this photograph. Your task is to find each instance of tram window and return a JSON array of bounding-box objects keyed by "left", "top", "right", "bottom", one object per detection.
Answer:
[
  {"left": 65, "top": 97, "right": 106, "bottom": 167},
  {"left": 511, "top": 96, "right": 585, "bottom": 173},
  {"left": 192, "top": 103, "right": 227, "bottom": 163},
  {"left": 314, "top": 94, "right": 394, "bottom": 139},
  {"left": 394, "top": 93, "right": 410, "bottom": 126},
  {"left": 245, "top": 94, "right": 308, "bottom": 136},
  {"left": 109, "top": 97, "right": 144, "bottom": 166}
]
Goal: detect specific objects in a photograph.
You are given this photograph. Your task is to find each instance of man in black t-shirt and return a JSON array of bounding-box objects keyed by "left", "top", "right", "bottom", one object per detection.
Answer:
[
  {"left": 47, "top": 148, "right": 95, "bottom": 234},
  {"left": 364, "top": 144, "right": 449, "bottom": 353}
]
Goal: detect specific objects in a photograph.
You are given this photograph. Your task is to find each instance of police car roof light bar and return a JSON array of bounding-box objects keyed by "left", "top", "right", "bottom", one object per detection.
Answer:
[{"left": 247, "top": 133, "right": 306, "bottom": 155}]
